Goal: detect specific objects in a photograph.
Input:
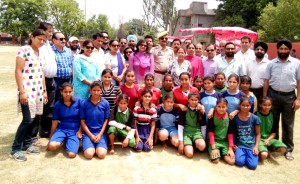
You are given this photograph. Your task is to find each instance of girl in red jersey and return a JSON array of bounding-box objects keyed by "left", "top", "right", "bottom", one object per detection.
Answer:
[{"left": 120, "top": 69, "right": 139, "bottom": 110}]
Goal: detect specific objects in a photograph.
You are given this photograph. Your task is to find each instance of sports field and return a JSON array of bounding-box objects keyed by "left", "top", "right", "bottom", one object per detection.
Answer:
[{"left": 0, "top": 46, "right": 299, "bottom": 184}]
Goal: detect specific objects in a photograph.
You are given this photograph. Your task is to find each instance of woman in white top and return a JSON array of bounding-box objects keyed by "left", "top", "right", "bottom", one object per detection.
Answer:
[{"left": 104, "top": 40, "right": 126, "bottom": 86}]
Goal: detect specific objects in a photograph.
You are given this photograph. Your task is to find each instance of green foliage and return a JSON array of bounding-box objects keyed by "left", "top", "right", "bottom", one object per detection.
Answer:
[
  {"left": 214, "top": 0, "right": 277, "bottom": 31},
  {"left": 258, "top": 0, "right": 300, "bottom": 42},
  {"left": 79, "top": 14, "right": 115, "bottom": 39},
  {"left": 48, "top": 0, "right": 85, "bottom": 38},
  {"left": 0, "top": 0, "right": 48, "bottom": 37}
]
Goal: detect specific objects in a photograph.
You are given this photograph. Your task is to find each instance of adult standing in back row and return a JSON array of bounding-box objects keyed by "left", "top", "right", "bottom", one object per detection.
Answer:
[
  {"left": 152, "top": 31, "right": 174, "bottom": 88},
  {"left": 263, "top": 39, "right": 300, "bottom": 161},
  {"left": 52, "top": 32, "right": 74, "bottom": 101}
]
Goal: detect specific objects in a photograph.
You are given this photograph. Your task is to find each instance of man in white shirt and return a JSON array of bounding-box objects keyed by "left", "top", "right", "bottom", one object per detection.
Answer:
[
  {"left": 91, "top": 33, "right": 105, "bottom": 76},
  {"left": 246, "top": 41, "right": 269, "bottom": 100},
  {"left": 235, "top": 36, "right": 255, "bottom": 63}
]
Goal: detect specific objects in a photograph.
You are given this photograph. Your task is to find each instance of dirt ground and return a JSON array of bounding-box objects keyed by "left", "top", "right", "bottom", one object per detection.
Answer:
[{"left": 0, "top": 45, "right": 299, "bottom": 184}]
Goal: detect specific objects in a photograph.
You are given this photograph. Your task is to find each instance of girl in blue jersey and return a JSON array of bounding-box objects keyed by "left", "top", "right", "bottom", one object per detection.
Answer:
[
  {"left": 233, "top": 96, "right": 261, "bottom": 170},
  {"left": 222, "top": 74, "right": 246, "bottom": 119},
  {"left": 200, "top": 75, "right": 222, "bottom": 138},
  {"left": 48, "top": 83, "right": 81, "bottom": 158},
  {"left": 157, "top": 94, "right": 180, "bottom": 148},
  {"left": 80, "top": 81, "right": 110, "bottom": 159}
]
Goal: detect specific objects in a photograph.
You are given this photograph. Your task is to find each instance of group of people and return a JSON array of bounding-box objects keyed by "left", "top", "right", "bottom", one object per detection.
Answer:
[{"left": 10, "top": 22, "right": 299, "bottom": 171}]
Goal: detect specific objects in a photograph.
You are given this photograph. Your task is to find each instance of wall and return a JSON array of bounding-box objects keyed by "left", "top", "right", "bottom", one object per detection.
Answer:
[{"left": 267, "top": 43, "right": 300, "bottom": 60}]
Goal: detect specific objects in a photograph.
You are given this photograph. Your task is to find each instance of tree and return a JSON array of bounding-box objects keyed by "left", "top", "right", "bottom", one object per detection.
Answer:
[
  {"left": 142, "top": 0, "right": 178, "bottom": 34},
  {"left": 48, "top": 0, "right": 85, "bottom": 38},
  {"left": 81, "top": 14, "right": 115, "bottom": 39},
  {"left": 214, "top": 0, "right": 277, "bottom": 31},
  {"left": 0, "top": 0, "right": 48, "bottom": 37},
  {"left": 258, "top": 0, "right": 300, "bottom": 42}
]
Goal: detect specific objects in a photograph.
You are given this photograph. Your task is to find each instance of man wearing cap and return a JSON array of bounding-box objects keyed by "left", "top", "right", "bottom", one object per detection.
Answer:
[
  {"left": 127, "top": 34, "right": 137, "bottom": 50},
  {"left": 246, "top": 41, "right": 269, "bottom": 100},
  {"left": 69, "top": 36, "right": 80, "bottom": 56},
  {"left": 263, "top": 39, "right": 300, "bottom": 160},
  {"left": 152, "top": 31, "right": 174, "bottom": 88}
]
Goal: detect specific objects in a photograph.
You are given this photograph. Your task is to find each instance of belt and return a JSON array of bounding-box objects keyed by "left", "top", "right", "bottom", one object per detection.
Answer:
[
  {"left": 250, "top": 88, "right": 263, "bottom": 92},
  {"left": 270, "top": 87, "right": 295, "bottom": 96},
  {"left": 154, "top": 70, "right": 167, "bottom": 75}
]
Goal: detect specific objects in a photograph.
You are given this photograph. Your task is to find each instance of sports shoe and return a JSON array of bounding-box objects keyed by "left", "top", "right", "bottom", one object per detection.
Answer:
[
  {"left": 26, "top": 146, "right": 40, "bottom": 155},
  {"left": 9, "top": 151, "right": 27, "bottom": 162},
  {"left": 32, "top": 139, "right": 42, "bottom": 147}
]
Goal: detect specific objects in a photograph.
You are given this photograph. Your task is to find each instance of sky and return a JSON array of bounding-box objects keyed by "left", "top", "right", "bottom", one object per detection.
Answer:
[{"left": 76, "top": 0, "right": 219, "bottom": 28}]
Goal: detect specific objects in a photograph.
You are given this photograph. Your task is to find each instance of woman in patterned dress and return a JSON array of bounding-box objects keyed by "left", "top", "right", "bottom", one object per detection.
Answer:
[{"left": 10, "top": 29, "right": 47, "bottom": 161}]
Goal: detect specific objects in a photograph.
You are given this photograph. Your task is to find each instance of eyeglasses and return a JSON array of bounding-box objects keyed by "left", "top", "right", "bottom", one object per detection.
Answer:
[
  {"left": 111, "top": 44, "right": 119, "bottom": 48},
  {"left": 159, "top": 37, "right": 168, "bottom": 40},
  {"left": 102, "top": 36, "right": 109, "bottom": 38},
  {"left": 58, "top": 37, "right": 66, "bottom": 41},
  {"left": 85, "top": 46, "right": 94, "bottom": 50},
  {"left": 139, "top": 44, "right": 147, "bottom": 47},
  {"left": 206, "top": 49, "right": 215, "bottom": 52},
  {"left": 126, "top": 51, "right": 132, "bottom": 54},
  {"left": 226, "top": 48, "right": 235, "bottom": 50}
]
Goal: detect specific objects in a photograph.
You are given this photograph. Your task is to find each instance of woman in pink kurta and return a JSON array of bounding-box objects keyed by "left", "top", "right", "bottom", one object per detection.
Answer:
[
  {"left": 129, "top": 39, "right": 154, "bottom": 85},
  {"left": 184, "top": 43, "right": 204, "bottom": 81}
]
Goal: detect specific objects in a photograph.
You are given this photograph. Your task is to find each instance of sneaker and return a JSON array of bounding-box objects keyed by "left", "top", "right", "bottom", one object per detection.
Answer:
[
  {"left": 9, "top": 151, "right": 27, "bottom": 161},
  {"left": 26, "top": 146, "right": 40, "bottom": 155},
  {"left": 32, "top": 140, "right": 42, "bottom": 147}
]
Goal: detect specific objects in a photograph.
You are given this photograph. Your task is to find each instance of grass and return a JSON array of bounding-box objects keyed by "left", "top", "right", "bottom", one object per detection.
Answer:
[{"left": 0, "top": 45, "right": 299, "bottom": 184}]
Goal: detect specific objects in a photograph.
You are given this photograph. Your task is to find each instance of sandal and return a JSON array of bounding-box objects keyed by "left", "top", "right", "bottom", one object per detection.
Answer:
[{"left": 285, "top": 152, "right": 294, "bottom": 160}]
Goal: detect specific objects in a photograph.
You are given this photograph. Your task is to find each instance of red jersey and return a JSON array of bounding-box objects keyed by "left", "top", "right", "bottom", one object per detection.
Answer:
[
  {"left": 138, "top": 87, "right": 162, "bottom": 106},
  {"left": 172, "top": 86, "right": 199, "bottom": 106},
  {"left": 120, "top": 84, "right": 139, "bottom": 110}
]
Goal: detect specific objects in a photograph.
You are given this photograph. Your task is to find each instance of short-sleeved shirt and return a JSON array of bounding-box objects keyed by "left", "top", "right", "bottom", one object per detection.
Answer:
[
  {"left": 233, "top": 113, "right": 260, "bottom": 149},
  {"left": 214, "top": 85, "right": 227, "bottom": 93},
  {"left": 263, "top": 57, "right": 300, "bottom": 92},
  {"left": 138, "top": 87, "right": 161, "bottom": 106},
  {"left": 160, "top": 88, "right": 173, "bottom": 103},
  {"left": 222, "top": 90, "right": 246, "bottom": 114},
  {"left": 52, "top": 45, "right": 73, "bottom": 79},
  {"left": 80, "top": 98, "right": 110, "bottom": 133},
  {"left": 207, "top": 112, "right": 234, "bottom": 141},
  {"left": 200, "top": 90, "right": 222, "bottom": 120},
  {"left": 255, "top": 111, "right": 277, "bottom": 139},
  {"left": 104, "top": 52, "right": 125, "bottom": 75},
  {"left": 246, "top": 58, "right": 269, "bottom": 89},
  {"left": 91, "top": 48, "right": 105, "bottom": 76},
  {"left": 52, "top": 98, "right": 81, "bottom": 131},
  {"left": 133, "top": 105, "right": 157, "bottom": 125},
  {"left": 157, "top": 105, "right": 179, "bottom": 129},
  {"left": 169, "top": 59, "right": 191, "bottom": 86},
  {"left": 16, "top": 45, "right": 45, "bottom": 118},
  {"left": 173, "top": 86, "right": 199, "bottom": 106},
  {"left": 100, "top": 83, "right": 122, "bottom": 110},
  {"left": 178, "top": 107, "right": 206, "bottom": 132},
  {"left": 120, "top": 84, "right": 139, "bottom": 110},
  {"left": 152, "top": 45, "right": 174, "bottom": 72}
]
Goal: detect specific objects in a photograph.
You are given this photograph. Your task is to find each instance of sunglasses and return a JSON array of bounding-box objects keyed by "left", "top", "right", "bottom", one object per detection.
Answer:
[
  {"left": 85, "top": 46, "right": 94, "bottom": 50},
  {"left": 111, "top": 44, "right": 119, "bottom": 48},
  {"left": 126, "top": 51, "right": 133, "bottom": 54},
  {"left": 58, "top": 37, "right": 66, "bottom": 41},
  {"left": 159, "top": 37, "right": 168, "bottom": 40},
  {"left": 102, "top": 36, "right": 109, "bottom": 38},
  {"left": 139, "top": 44, "right": 147, "bottom": 47},
  {"left": 206, "top": 49, "right": 215, "bottom": 52}
]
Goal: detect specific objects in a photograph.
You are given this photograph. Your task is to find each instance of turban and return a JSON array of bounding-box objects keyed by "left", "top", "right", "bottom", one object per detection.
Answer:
[
  {"left": 127, "top": 35, "right": 137, "bottom": 43},
  {"left": 254, "top": 41, "right": 268, "bottom": 52},
  {"left": 277, "top": 39, "right": 292, "bottom": 50}
]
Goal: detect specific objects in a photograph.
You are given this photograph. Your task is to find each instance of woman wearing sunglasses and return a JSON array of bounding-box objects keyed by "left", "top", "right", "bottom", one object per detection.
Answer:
[
  {"left": 73, "top": 40, "right": 100, "bottom": 100},
  {"left": 123, "top": 46, "right": 134, "bottom": 68},
  {"left": 129, "top": 39, "right": 154, "bottom": 85},
  {"left": 105, "top": 40, "right": 126, "bottom": 86}
]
